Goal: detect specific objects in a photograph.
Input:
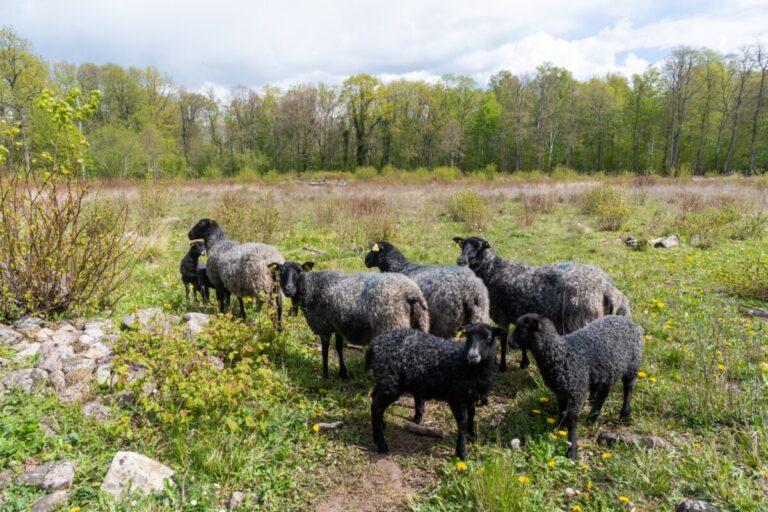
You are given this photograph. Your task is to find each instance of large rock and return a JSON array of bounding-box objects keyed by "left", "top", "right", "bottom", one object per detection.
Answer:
[
  {"left": 121, "top": 308, "right": 179, "bottom": 335},
  {"left": 37, "top": 341, "right": 75, "bottom": 373},
  {"left": 82, "top": 401, "right": 111, "bottom": 422},
  {"left": 676, "top": 499, "right": 723, "bottom": 512},
  {"left": 82, "top": 341, "right": 112, "bottom": 361},
  {"left": 62, "top": 355, "right": 96, "bottom": 374},
  {"left": 596, "top": 430, "right": 671, "bottom": 450},
  {"left": 13, "top": 342, "right": 42, "bottom": 359},
  {"left": 13, "top": 316, "right": 45, "bottom": 330},
  {"left": 100, "top": 451, "right": 174, "bottom": 499},
  {"left": 0, "top": 324, "right": 22, "bottom": 345},
  {"left": 49, "top": 326, "right": 81, "bottom": 346},
  {"left": 182, "top": 312, "right": 211, "bottom": 340},
  {"left": 0, "top": 469, "right": 14, "bottom": 489},
  {"left": 95, "top": 364, "right": 113, "bottom": 386},
  {"left": 48, "top": 370, "right": 66, "bottom": 393},
  {"left": 17, "top": 461, "right": 75, "bottom": 491},
  {"left": 34, "top": 328, "right": 55, "bottom": 342},
  {"left": 31, "top": 491, "right": 69, "bottom": 512},
  {"left": 57, "top": 383, "right": 89, "bottom": 404},
  {"left": 2, "top": 369, "right": 49, "bottom": 393}
]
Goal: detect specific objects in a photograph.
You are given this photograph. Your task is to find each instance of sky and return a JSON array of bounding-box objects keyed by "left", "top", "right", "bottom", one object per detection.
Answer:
[{"left": 4, "top": 0, "right": 768, "bottom": 94}]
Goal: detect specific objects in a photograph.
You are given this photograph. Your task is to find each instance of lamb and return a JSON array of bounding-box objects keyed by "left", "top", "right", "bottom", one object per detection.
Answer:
[
  {"left": 364, "top": 241, "right": 490, "bottom": 338},
  {"left": 180, "top": 241, "right": 208, "bottom": 305},
  {"left": 196, "top": 265, "right": 215, "bottom": 304},
  {"left": 187, "top": 218, "right": 284, "bottom": 324},
  {"left": 268, "top": 261, "right": 429, "bottom": 379},
  {"left": 454, "top": 236, "right": 631, "bottom": 370},
  {"left": 512, "top": 313, "right": 643, "bottom": 459},
  {"left": 366, "top": 323, "right": 506, "bottom": 459}
]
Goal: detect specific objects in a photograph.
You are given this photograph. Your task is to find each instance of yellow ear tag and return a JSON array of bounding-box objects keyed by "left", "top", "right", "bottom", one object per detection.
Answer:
[
  {"left": 269, "top": 264, "right": 278, "bottom": 272},
  {"left": 371, "top": 244, "right": 380, "bottom": 252},
  {"left": 455, "top": 240, "right": 461, "bottom": 247},
  {"left": 454, "top": 328, "right": 465, "bottom": 339}
]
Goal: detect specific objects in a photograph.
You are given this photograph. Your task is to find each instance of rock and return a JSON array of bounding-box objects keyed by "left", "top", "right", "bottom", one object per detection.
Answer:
[
  {"left": 19, "top": 324, "right": 42, "bottom": 338},
  {"left": 121, "top": 308, "right": 179, "bottom": 335},
  {"left": 95, "top": 364, "right": 113, "bottom": 386},
  {"left": 2, "top": 369, "right": 49, "bottom": 393},
  {"left": 676, "top": 499, "right": 723, "bottom": 512},
  {"left": 58, "top": 383, "right": 89, "bottom": 404},
  {"left": 650, "top": 234, "right": 680, "bottom": 248},
  {"left": 62, "top": 355, "right": 96, "bottom": 374},
  {"left": 65, "top": 368, "right": 94, "bottom": 386},
  {"left": 31, "top": 490, "right": 69, "bottom": 512},
  {"left": 207, "top": 355, "right": 224, "bottom": 371},
  {"left": 114, "top": 390, "right": 135, "bottom": 406},
  {"left": 17, "top": 461, "right": 75, "bottom": 491},
  {"left": 37, "top": 341, "right": 75, "bottom": 373},
  {"left": 229, "top": 491, "right": 245, "bottom": 510},
  {"left": 13, "top": 342, "right": 41, "bottom": 359},
  {"left": 0, "top": 324, "right": 23, "bottom": 345},
  {"left": 596, "top": 430, "right": 671, "bottom": 450},
  {"left": 100, "top": 451, "right": 174, "bottom": 499},
  {"left": 82, "top": 401, "right": 111, "bottom": 421},
  {"left": 182, "top": 312, "right": 211, "bottom": 339},
  {"left": 48, "top": 370, "right": 66, "bottom": 393},
  {"left": 82, "top": 341, "right": 111, "bottom": 361},
  {"left": 84, "top": 319, "right": 114, "bottom": 334},
  {"left": 0, "top": 469, "right": 14, "bottom": 489},
  {"left": 35, "top": 328, "right": 55, "bottom": 342},
  {"left": 13, "top": 316, "right": 45, "bottom": 330}
]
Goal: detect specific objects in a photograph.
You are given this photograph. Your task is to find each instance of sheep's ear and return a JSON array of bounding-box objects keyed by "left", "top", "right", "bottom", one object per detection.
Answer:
[
  {"left": 452, "top": 237, "right": 464, "bottom": 247},
  {"left": 482, "top": 239, "right": 491, "bottom": 249},
  {"left": 492, "top": 327, "right": 507, "bottom": 341},
  {"left": 524, "top": 316, "right": 539, "bottom": 331},
  {"left": 302, "top": 261, "right": 315, "bottom": 271}
]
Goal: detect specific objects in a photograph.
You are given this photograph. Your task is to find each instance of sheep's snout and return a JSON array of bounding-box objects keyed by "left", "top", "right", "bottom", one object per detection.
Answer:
[
  {"left": 457, "top": 257, "right": 468, "bottom": 266},
  {"left": 467, "top": 347, "right": 482, "bottom": 365}
]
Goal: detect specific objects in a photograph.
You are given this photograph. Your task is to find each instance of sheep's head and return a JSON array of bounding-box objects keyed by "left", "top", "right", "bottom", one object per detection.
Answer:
[
  {"left": 454, "top": 236, "right": 491, "bottom": 267},
  {"left": 460, "top": 323, "right": 506, "bottom": 366},
  {"left": 269, "top": 261, "right": 314, "bottom": 298},
  {"left": 364, "top": 241, "right": 394, "bottom": 269},
  {"left": 188, "top": 240, "right": 206, "bottom": 257},
  {"left": 188, "top": 218, "right": 218, "bottom": 240},
  {"left": 511, "top": 313, "right": 549, "bottom": 349}
]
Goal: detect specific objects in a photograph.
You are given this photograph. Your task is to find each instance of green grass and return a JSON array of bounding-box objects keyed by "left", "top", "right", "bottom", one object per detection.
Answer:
[{"left": 1, "top": 177, "right": 767, "bottom": 511}]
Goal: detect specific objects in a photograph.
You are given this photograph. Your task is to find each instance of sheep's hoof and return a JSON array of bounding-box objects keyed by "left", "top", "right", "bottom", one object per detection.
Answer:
[
  {"left": 619, "top": 414, "right": 631, "bottom": 423},
  {"left": 479, "top": 398, "right": 489, "bottom": 406},
  {"left": 498, "top": 363, "right": 508, "bottom": 372},
  {"left": 456, "top": 450, "right": 468, "bottom": 460},
  {"left": 339, "top": 371, "right": 350, "bottom": 380},
  {"left": 376, "top": 443, "right": 389, "bottom": 454},
  {"left": 565, "top": 447, "right": 577, "bottom": 459},
  {"left": 412, "top": 414, "right": 423, "bottom": 425}
]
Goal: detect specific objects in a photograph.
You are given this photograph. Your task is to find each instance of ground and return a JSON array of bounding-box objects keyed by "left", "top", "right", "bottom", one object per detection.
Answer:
[{"left": 1, "top": 174, "right": 767, "bottom": 511}]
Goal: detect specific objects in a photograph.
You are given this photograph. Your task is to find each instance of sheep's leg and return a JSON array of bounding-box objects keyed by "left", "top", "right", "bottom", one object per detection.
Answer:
[
  {"left": 320, "top": 335, "right": 331, "bottom": 378},
  {"left": 216, "top": 288, "right": 227, "bottom": 313},
  {"left": 564, "top": 399, "right": 582, "bottom": 459},
  {"left": 184, "top": 282, "right": 190, "bottom": 305},
  {"left": 520, "top": 348, "right": 530, "bottom": 369},
  {"left": 371, "top": 389, "right": 397, "bottom": 453},
  {"left": 467, "top": 402, "right": 476, "bottom": 438},
  {"left": 499, "top": 328, "right": 508, "bottom": 372},
  {"left": 335, "top": 333, "right": 348, "bottom": 379},
  {"left": 557, "top": 394, "right": 568, "bottom": 422},
  {"left": 275, "top": 290, "right": 283, "bottom": 331},
  {"left": 449, "top": 401, "right": 469, "bottom": 460},
  {"left": 587, "top": 386, "right": 610, "bottom": 423},
  {"left": 412, "top": 396, "right": 425, "bottom": 424},
  {"left": 238, "top": 296, "right": 247, "bottom": 320},
  {"left": 620, "top": 376, "right": 636, "bottom": 422}
]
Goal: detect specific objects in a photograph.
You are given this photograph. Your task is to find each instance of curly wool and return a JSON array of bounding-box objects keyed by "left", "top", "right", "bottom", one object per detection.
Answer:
[{"left": 365, "top": 242, "right": 489, "bottom": 338}]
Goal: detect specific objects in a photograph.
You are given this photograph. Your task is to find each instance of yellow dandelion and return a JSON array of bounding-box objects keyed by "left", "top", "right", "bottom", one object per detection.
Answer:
[
  {"left": 724, "top": 341, "right": 733, "bottom": 347},
  {"left": 601, "top": 452, "right": 611, "bottom": 460},
  {"left": 619, "top": 495, "right": 630, "bottom": 503},
  {"left": 760, "top": 361, "right": 768, "bottom": 372},
  {"left": 649, "top": 376, "right": 657, "bottom": 383},
  {"left": 549, "top": 434, "right": 558, "bottom": 440},
  {"left": 656, "top": 301, "right": 665, "bottom": 308},
  {"left": 572, "top": 506, "right": 583, "bottom": 512},
  {"left": 70, "top": 508, "right": 82, "bottom": 512},
  {"left": 717, "top": 363, "right": 726, "bottom": 372},
  {"left": 532, "top": 409, "right": 541, "bottom": 415},
  {"left": 558, "top": 430, "right": 568, "bottom": 436},
  {"left": 580, "top": 464, "right": 590, "bottom": 471},
  {"left": 637, "top": 370, "right": 647, "bottom": 379},
  {"left": 547, "top": 459, "right": 556, "bottom": 467},
  {"left": 312, "top": 424, "right": 320, "bottom": 432},
  {"left": 456, "top": 461, "right": 468, "bottom": 472},
  {"left": 539, "top": 396, "right": 550, "bottom": 402},
  {"left": 586, "top": 480, "right": 593, "bottom": 490},
  {"left": 546, "top": 417, "right": 556, "bottom": 424},
  {"left": 518, "top": 475, "right": 530, "bottom": 484},
  {"left": 693, "top": 443, "right": 701, "bottom": 449}
]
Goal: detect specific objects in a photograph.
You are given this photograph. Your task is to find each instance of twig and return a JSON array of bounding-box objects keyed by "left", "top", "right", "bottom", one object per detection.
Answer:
[{"left": 405, "top": 423, "right": 444, "bottom": 438}]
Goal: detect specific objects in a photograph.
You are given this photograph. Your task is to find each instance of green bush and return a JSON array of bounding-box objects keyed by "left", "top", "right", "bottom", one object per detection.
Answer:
[
  {"left": 581, "top": 185, "right": 631, "bottom": 231},
  {"left": 675, "top": 205, "right": 755, "bottom": 248},
  {"left": 354, "top": 166, "right": 378, "bottom": 179},
  {"left": 446, "top": 189, "right": 490, "bottom": 230},
  {"left": 716, "top": 251, "right": 768, "bottom": 301},
  {"left": 434, "top": 166, "right": 462, "bottom": 182},
  {"left": 214, "top": 191, "right": 281, "bottom": 243}
]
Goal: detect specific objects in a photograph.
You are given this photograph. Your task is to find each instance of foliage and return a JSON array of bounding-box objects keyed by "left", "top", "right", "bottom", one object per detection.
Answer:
[
  {"left": 716, "top": 251, "right": 768, "bottom": 300},
  {"left": 580, "top": 184, "right": 631, "bottom": 230},
  {"left": 0, "top": 89, "right": 137, "bottom": 321},
  {"left": 446, "top": 189, "right": 490, "bottom": 230},
  {"left": 214, "top": 190, "right": 281, "bottom": 243}
]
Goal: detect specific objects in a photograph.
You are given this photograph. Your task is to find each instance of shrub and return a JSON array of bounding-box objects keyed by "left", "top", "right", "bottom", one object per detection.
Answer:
[
  {"left": 0, "top": 89, "right": 137, "bottom": 321},
  {"left": 344, "top": 195, "right": 397, "bottom": 242},
  {"left": 674, "top": 204, "right": 762, "bottom": 248},
  {"left": 354, "top": 166, "right": 378, "bottom": 179},
  {"left": 716, "top": 251, "right": 768, "bottom": 301},
  {"left": 446, "top": 189, "right": 490, "bottom": 230},
  {"left": 434, "top": 166, "right": 462, "bottom": 182},
  {"left": 581, "top": 185, "right": 631, "bottom": 231},
  {"left": 214, "top": 191, "right": 281, "bottom": 243},
  {"left": 135, "top": 181, "right": 168, "bottom": 235},
  {"left": 516, "top": 193, "right": 557, "bottom": 226}
]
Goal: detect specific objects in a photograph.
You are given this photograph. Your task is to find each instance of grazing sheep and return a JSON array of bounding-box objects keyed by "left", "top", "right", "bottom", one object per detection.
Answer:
[
  {"left": 269, "top": 261, "right": 429, "bottom": 379},
  {"left": 364, "top": 241, "right": 490, "bottom": 338},
  {"left": 180, "top": 241, "right": 207, "bottom": 305},
  {"left": 366, "top": 323, "right": 506, "bottom": 459},
  {"left": 512, "top": 313, "right": 643, "bottom": 459},
  {"left": 196, "top": 265, "right": 214, "bottom": 304},
  {"left": 188, "top": 218, "right": 284, "bottom": 324},
  {"left": 454, "top": 236, "right": 631, "bottom": 370}
]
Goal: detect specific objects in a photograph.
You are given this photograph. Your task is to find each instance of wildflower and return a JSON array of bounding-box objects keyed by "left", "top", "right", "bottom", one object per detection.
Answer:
[
  {"left": 580, "top": 464, "right": 590, "bottom": 471},
  {"left": 456, "top": 461, "right": 468, "bottom": 472},
  {"left": 637, "top": 371, "right": 647, "bottom": 379},
  {"left": 586, "top": 481, "right": 593, "bottom": 490},
  {"left": 717, "top": 363, "right": 726, "bottom": 372},
  {"left": 760, "top": 361, "right": 768, "bottom": 372},
  {"left": 649, "top": 376, "right": 657, "bottom": 384},
  {"left": 601, "top": 452, "right": 611, "bottom": 460},
  {"left": 547, "top": 417, "right": 556, "bottom": 424},
  {"left": 510, "top": 438, "right": 521, "bottom": 449},
  {"left": 518, "top": 475, "right": 530, "bottom": 484},
  {"left": 724, "top": 341, "right": 733, "bottom": 347},
  {"left": 565, "top": 487, "right": 576, "bottom": 497},
  {"left": 532, "top": 409, "right": 541, "bottom": 415},
  {"left": 318, "top": 388, "right": 328, "bottom": 395},
  {"left": 558, "top": 430, "right": 568, "bottom": 436},
  {"left": 572, "top": 506, "right": 583, "bottom": 512},
  {"left": 549, "top": 433, "right": 558, "bottom": 440},
  {"left": 70, "top": 508, "right": 81, "bottom": 512},
  {"left": 619, "top": 495, "right": 630, "bottom": 503},
  {"left": 656, "top": 301, "right": 665, "bottom": 308},
  {"left": 312, "top": 424, "right": 320, "bottom": 432},
  {"left": 190, "top": 500, "right": 198, "bottom": 506},
  {"left": 540, "top": 396, "right": 550, "bottom": 402},
  {"left": 547, "top": 459, "right": 556, "bottom": 467}
]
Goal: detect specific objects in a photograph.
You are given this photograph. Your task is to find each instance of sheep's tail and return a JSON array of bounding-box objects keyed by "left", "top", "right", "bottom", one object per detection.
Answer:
[
  {"left": 365, "top": 345, "right": 374, "bottom": 371},
  {"left": 407, "top": 294, "right": 430, "bottom": 333}
]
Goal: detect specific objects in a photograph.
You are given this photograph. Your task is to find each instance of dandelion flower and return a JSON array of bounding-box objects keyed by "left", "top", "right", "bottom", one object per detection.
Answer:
[
  {"left": 649, "top": 376, "right": 657, "bottom": 383},
  {"left": 586, "top": 481, "right": 593, "bottom": 490},
  {"left": 760, "top": 361, "right": 768, "bottom": 372},
  {"left": 540, "top": 396, "right": 549, "bottom": 402},
  {"left": 190, "top": 500, "right": 198, "bottom": 506},
  {"left": 601, "top": 452, "right": 611, "bottom": 460},
  {"left": 717, "top": 363, "right": 726, "bottom": 372},
  {"left": 312, "top": 424, "right": 320, "bottom": 432},
  {"left": 532, "top": 409, "right": 541, "bottom": 415},
  {"left": 518, "top": 475, "right": 530, "bottom": 484},
  {"left": 558, "top": 430, "right": 567, "bottom": 436},
  {"left": 572, "top": 506, "right": 583, "bottom": 512},
  {"left": 547, "top": 417, "right": 556, "bottom": 424},
  {"left": 580, "top": 464, "right": 590, "bottom": 471},
  {"left": 510, "top": 438, "right": 521, "bottom": 449},
  {"left": 456, "top": 461, "right": 468, "bottom": 472},
  {"left": 70, "top": 508, "right": 81, "bottom": 512},
  {"left": 619, "top": 495, "right": 630, "bottom": 503},
  {"left": 637, "top": 371, "right": 647, "bottom": 378},
  {"left": 547, "top": 459, "right": 556, "bottom": 467}
]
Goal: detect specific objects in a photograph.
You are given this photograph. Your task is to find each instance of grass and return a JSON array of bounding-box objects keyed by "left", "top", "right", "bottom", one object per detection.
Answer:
[{"left": 1, "top": 176, "right": 767, "bottom": 511}]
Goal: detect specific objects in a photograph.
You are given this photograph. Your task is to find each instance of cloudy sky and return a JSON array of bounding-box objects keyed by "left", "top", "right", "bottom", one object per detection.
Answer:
[{"left": 5, "top": 0, "right": 768, "bottom": 92}]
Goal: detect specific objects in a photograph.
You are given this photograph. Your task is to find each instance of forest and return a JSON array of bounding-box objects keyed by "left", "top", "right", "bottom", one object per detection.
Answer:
[{"left": 1, "top": 26, "right": 768, "bottom": 178}]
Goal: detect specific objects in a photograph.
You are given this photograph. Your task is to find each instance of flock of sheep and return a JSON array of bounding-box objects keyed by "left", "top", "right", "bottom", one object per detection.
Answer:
[{"left": 182, "top": 218, "right": 644, "bottom": 460}]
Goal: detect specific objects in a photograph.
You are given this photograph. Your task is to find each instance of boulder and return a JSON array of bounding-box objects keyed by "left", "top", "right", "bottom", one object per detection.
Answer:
[
  {"left": 17, "top": 461, "right": 75, "bottom": 491},
  {"left": 82, "top": 341, "right": 112, "bottom": 361},
  {"left": 34, "top": 328, "right": 55, "bottom": 342},
  {"left": 0, "top": 324, "right": 22, "bottom": 345},
  {"left": 12, "top": 316, "right": 45, "bottom": 330},
  {"left": 182, "top": 312, "right": 211, "bottom": 340},
  {"left": 95, "top": 364, "right": 113, "bottom": 386},
  {"left": 50, "top": 326, "right": 80, "bottom": 346},
  {"left": 13, "top": 342, "right": 42, "bottom": 359},
  {"left": 100, "top": 451, "right": 174, "bottom": 499},
  {"left": 31, "top": 491, "right": 69, "bottom": 512},
  {"left": 48, "top": 370, "right": 66, "bottom": 393},
  {"left": 57, "top": 383, "right": 89, "bottom": 404},
  {"left": 121, "top": 308, "right": 179, "bottom": 335},
  {"left": 676, "top": 499, "right": 723, "bottom": 512},
  {"left": 82, "top": 401, "right": 111, "bottom": 422},
  {"left": 37, "top": 341, "right": 75, "bottom": 373},
  {"left": 62, "top": 355, "right": 96, "bottom": 374},
  {"left": 2, "top": 369, "right": 49, "bottom": 394}
]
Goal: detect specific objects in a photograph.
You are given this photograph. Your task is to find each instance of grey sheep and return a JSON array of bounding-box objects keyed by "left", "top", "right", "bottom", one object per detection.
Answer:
[
  {"left": 269, "top": 261, "right": 430, "bottom": 379},
  {"left": 188, "top": 218, "right": 284, "bottom": 324},
  {"left": 364, "top": 241, "right": 490, "bottom": 338},
  {"left": 512, "top": 313, "right": 643, "bottom": 459},
  {"left": 454, "top": 236, "right": 631, "bottom": 370},
  {"left": 366, "top": 323, "right": 506, "bottom": 459}
]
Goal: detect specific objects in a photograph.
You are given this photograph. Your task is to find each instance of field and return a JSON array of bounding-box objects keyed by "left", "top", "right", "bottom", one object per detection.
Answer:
[{"left": 2, "top": 174, "right": 767, "bottom": 511}]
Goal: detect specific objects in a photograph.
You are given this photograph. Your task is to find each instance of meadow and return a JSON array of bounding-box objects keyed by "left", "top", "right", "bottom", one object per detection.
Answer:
[{"left": 1, "top": 173, "right": 767, "bottom": 511}]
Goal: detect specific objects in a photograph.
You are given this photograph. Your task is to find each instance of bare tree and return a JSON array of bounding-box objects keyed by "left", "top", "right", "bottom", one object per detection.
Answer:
[
  {"left": 749, "top": 43, "right": 768, "bottom": 175},
  {"left": 722, "top": 47, "right": 753, "bottom": 173}
]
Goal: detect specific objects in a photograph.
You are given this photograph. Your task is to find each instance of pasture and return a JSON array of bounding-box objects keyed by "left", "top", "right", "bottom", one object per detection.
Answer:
[{"left": 1, "top": 174, "right": 767, "bottom": 511}]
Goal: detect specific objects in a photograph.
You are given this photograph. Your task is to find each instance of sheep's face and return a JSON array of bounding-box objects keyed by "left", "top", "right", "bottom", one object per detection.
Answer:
[
  {"left": 364, "top": 241, "right": 393, "bottom": 269},
  {"left": 188, "top": 218, "right": 217, "bottom": 240},
  {"left": 454, "top": 236, "right": 491, "bottom": 267},
  {"left": 269, "top": 261, "right": 314, "bottom": 298},
  {"left": 462, "top": 323, "right": 506, "bottom": 365},
  {"left": 511, "top": 314, "right": 542, "bottom": 349},
  {"left": 188, "top": 241, "right": 206, "bottom": 258}
]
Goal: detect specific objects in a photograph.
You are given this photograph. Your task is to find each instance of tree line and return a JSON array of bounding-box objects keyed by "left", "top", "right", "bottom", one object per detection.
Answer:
[{"left": 1, "top": 26, "right": 767, "bottom": 178}]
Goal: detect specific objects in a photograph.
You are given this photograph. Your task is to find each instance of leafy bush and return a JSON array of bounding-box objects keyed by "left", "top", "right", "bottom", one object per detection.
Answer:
[
  {"left": 345, "top": 195, "right": 397, "bottom": 242},
  {"left": 675, "top": 205, "right": 760, "bottom": 248},
  {"left": 354, "top": 166, "right": 378, "bottom": 179},
  {"left": 0, "top": 89, "right": 137, "bottom": 321},
  {"left": 434, "top": 166, "right": 462, "bottom": 182},
  {"left": 581, "top": 185, "right": 631, "bottom": 231},
  {"left": 214, "top": 190, "right": 281, "bottom": 243},
  {"left": 446, "top": 189, "right": 490, "bottom": 230},
  {"left": 716, "top": 251, "right": 768, "bottom": 300},
  {"left": 135, "top": 181, "right": 168, "bottom": 235},
  {"left": 516, "top": 193, "right": 557, "bottom": 226}
]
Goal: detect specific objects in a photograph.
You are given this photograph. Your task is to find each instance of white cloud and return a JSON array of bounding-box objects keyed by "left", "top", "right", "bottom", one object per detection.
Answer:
[{"left": 4, "top": 0, "right": 768, "bottom": 89}]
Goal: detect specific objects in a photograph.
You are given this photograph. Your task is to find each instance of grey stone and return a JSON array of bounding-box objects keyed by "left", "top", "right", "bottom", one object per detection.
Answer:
[
  {"left": 100, "top": 451, "right": 174, "bottom": 499},
  {"left": 84, "top": 319, "right": 115, "bottom": 333},
  {"left": 49, "top": 370, "right": 66, "bottom": 393},
  {"left": 18, "top": 323, "right": 42, "bottom": 338},
  {"left": 14, "top": 342, "right": 41, "bottom": 359},
  {"left": 2, "top": 369, "right": 49, "bottom": 393},
  {"left": 31, "top": 490, "right": 69, "bottom": 512},
  {"left": 82, "top": 401, "right": 111, "bottom": 421},
  {"left": 62, "top": 355, "right": 95, "bottom": 374},
  {"left": 65, "top": 368, "right": 93, "bottom": 386},
  {"left": 82, "top": 341, "right": 111, "bottom": 361},
  {"left": 35, "top": 328, "right": 55, "bottom": 342},
  {"left": 17, "top": 461, "right": 75, "bottom": 491},
  {"left": 12, "top": 316, "right": 45, "bottom": 330},
  {"left": 207, "top": 355, "right": 224, "bottom": 371},
  {"left": 182, "top": 312, "right": 211, "bottom": 340},
  {"left": 95, "top": 364, "right": 112, "bottom": 386},
  {"left": 676, "top": 499, "right": 723, "bottom": 512},
  {"left": 229, "top": 491, "right": 245, "bottom": 510},
  {"left": 0, "top": 469, "right": 14, "bottom": 489},
  {"left": 596, "top": 430, "right": 671, "bottom": 450},
  {"left": 121, "top": 308, "right": 179, "bottom": 334},
  {"left": 37, "top": 341, "right": 75, "bottom": 373},
  {"left": 0, "top": 324, "right": 22, "bottom": 345},
  {"left": 58, "top": 383, "right": 89, "bottom": 404}
]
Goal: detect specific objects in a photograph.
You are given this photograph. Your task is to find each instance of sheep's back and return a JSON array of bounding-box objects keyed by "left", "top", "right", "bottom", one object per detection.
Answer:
[
  {"left": 218, "top": 242, "right": 285, "bottom": 298},
  {"left": 205, "top": 239, "right": 239, "bottom": 288}
]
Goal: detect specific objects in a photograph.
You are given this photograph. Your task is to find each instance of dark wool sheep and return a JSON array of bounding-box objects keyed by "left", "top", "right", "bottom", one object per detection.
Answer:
[
  {"left": 512, "top": 313, "right": 643, "bottom": 459},
  {"left": 454, "top": 236, "right": 631, "bottom": 370},
  {"left": 270, "top": 261, "right": 430, "bottom": 379},
  {"left": 366, "top": 323, "right": 506, "bottom": 459},
  {"left": 364, "top": 241, "right": 490, "bottom": 338},
  {"left": 188, "top": 218, "right": 284, "bottom": 324},
  {"left": 196, "top": 265, "right": 214, "bottom": 304},
  {"left": 180, "top": 241, "right": 207, "bottom": 304}
]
